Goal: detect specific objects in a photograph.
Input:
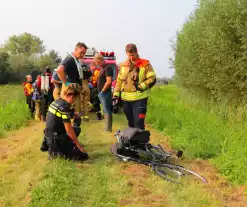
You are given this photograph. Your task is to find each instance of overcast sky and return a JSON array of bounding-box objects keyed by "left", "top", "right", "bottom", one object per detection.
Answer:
[{"left": 0, "top": 0, "right": 197, "bottom": 78}]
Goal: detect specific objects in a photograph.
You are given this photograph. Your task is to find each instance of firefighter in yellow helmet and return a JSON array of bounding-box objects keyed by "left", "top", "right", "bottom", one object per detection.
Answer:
[{"left": 113, "top": 44, "right": 156, "bottom": 130}]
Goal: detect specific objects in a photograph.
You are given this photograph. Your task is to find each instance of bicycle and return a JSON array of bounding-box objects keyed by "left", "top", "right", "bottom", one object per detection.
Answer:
[{"left": 110, "top": 129, "right": 208, "bottom": 184}]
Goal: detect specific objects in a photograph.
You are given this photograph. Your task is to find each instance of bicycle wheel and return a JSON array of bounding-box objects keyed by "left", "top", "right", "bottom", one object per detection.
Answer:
[
  {"left": 147, "top": 144, "right": 172, "bottom": 161},
  {"left": 153, "top": 163, "right": 208, "bottom": 184}
]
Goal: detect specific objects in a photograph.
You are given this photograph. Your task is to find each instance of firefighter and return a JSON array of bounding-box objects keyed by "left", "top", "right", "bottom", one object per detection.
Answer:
[
  {"left": 37, "top": 67, "right": 54, "bottom": 121},
  {"left": 80, "top": 63, "right": 92, "bottom": 122},
  {"left": 40, "top": 83, "right": 89, "bottom": 161},
  {"left": 23, "top": 75, "right": 35, "bottom": 117},
  {"left": 113, "top": 44, "right": 156, "bottom": 130},
  {"left": 89, "top": 62, "right": 102, "bottom": 120},
  {"left": 51, "top": 69, "right": 62, "bottom": 100},
  {"left": 56, "top": 42, "right": 87, "bottom": 120}
]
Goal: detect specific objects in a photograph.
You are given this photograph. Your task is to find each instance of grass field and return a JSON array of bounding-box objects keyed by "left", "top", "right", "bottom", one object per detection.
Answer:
[
  {"left": 0, "top": 85, "right": 30, "bottom": 138},
  {"left": 1, "top": 84, "right": 247, "bottom": 207},
  {"left": 147, "top": 85, "right": 247, "bottom": 185}
]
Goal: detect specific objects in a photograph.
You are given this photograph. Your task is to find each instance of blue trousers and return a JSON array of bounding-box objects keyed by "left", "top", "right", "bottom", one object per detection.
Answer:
[{"left": 98, "top": 90, "right": 112, "bottom": 115}]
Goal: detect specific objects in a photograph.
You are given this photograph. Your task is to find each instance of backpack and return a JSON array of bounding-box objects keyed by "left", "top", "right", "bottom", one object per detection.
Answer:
[{"left": 40, "top": 73, "right": 52, "bottom": 95}]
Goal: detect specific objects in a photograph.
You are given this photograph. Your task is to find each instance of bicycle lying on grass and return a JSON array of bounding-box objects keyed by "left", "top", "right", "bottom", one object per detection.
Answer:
[{"left": 110, "top": 128, "right": 208, "bottom": 184}]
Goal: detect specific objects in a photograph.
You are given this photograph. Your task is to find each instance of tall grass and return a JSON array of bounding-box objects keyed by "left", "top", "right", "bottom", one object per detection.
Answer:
[
  {"left": 147, "top": 85, "right": 247, "bottom": 185},
  {"left": 0, "top": 84, "right": 30, "bottom": 138}
]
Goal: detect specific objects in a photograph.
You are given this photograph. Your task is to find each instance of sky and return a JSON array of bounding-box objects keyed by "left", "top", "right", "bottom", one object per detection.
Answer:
[{"left": 0, "top": 0, "right": 197, "bottom": 78}]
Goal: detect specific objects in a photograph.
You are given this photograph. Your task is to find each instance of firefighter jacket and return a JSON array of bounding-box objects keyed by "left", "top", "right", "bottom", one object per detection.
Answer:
[
  {"left": 23, "top": 81, "right": 34, "bottom": 97},
  {"left": 91, "top": 68, "right": 100, "bottom": 88},
  {"left": 113, "top": 58, "right": 156, "bottom": 101}
]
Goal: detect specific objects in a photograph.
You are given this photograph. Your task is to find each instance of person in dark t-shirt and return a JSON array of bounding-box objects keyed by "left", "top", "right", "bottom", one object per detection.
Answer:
[
  {"left": 94, "top": 54, "right": 113, "bottom": 132},
  {"left": 40, "top": 83, "right": 89, "bottom": 161},
  {"left": 56, "top": 42, "right": 88, "bottom": 116}
]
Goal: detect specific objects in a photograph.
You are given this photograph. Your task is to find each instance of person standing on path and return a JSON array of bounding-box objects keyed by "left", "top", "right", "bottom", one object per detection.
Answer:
[
  {"left": 32, "top": 75, "right": 42, "bottom": 121},
  {"left": 37, "top": 67, "right": 54, "bottom": 122},
  {"left": 23, "top": 75, "right": 35, "bottom": 117},
  {"left": 113, "top": 44, "right": 156, "bottom": 130},
  {"left": 80, "top": 62, "right": 92, "bottom": 122},
  {"left": 89, "top": 62, "right": 102, "bottom": 120},
  {"left": 51, "top": 69, "right": 62, "bottom": 100},
  {"left": 94, "top": 54, "right": 113, "bottom": 132},
  {"left": 57, "top": 42, "right": 87, "bottom": 120}
]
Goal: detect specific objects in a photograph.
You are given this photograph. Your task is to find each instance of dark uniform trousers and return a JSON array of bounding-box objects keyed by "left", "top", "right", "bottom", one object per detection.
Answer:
[
  {"left": 26, "top": 95, "right": 35, "bottom": 116},
  {"left": 42, "top": 129, "right": 88, "bottom": 161},
  {"left": 41, "top": 91, "right": 54, "bottom": 119},
  {"left": 123, "top": 98, "right": 148, "bottom": 130}
]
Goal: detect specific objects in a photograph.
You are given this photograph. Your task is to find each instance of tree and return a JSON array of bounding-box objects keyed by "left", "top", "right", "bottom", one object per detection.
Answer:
[
  {"left": 48, "top": 50, "right": 62, "bottom": 64},
  {"left": 173, "top": 0, "right": 247, "bottom": 105},
  {"left": 37, "top": 55, "right": 57, "bottom": 70},
  {"left": 0, "top": 48, "right": 11, "bottom": 84},
  {"left": 4, "top": 33, "right": 45, "bottom": 57},
  {"left": 8, "top": 54, "right": 34, "bottom": 81}
]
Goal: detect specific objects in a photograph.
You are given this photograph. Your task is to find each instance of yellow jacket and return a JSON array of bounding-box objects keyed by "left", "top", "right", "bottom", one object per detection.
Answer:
[
  {"left": 23, "top": 82, "right": 34, "bottom": 96},
  {"left": 113, "top": 58, "right": 156, "bottom": 101}
]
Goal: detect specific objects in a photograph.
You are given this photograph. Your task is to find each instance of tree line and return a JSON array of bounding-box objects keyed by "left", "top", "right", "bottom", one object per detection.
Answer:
[
  {"left": 172, "top": 0, "right": 247, "bottom": 106},
  {"left": 0, "top": 33, "right": 61, "bottom": 84}
]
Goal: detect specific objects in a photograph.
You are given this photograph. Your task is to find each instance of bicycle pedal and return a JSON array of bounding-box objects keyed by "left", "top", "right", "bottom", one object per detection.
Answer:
[
  {"left": 176, "top": 150, "right": 183, "bottom": 158},
  {"left": 122, "top": 157, "right": 129, "bottom": 162}
]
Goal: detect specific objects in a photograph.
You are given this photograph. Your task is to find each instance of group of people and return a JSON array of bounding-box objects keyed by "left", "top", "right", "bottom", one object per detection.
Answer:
[
  {"left": 23, "top": 67, "right": 54, "bottom": 122},
  {"left": 25, "top": 42, "right": 156, "bottom": 161}
]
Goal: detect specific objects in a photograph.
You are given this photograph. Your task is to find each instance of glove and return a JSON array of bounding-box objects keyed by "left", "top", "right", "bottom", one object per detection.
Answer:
[
  {"left": 134, "top": 82, "right": 143, "bottom": 92},
  {"left": 65, "top": 81, "right": 71, "bottom": 86}
]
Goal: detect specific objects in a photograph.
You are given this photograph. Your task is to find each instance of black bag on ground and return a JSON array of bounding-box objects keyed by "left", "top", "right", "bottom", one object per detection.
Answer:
[{"left": 122, "top": 127, "right": 150, "bottom": 143}]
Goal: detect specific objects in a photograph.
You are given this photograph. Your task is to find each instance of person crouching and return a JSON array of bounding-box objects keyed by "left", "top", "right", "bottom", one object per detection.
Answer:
[{"left": 40, "top": 83, "right": 89, "bottom": 161}]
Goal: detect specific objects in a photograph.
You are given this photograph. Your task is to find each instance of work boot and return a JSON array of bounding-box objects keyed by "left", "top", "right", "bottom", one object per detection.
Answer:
[
  {"left": 82, "top": 116, "right": 89, "bottom": 122},
  {"left": 104, "top": 114, "right": 112, "bottom": 132},
  {"left": 40, "top": 138, "right": 48, "bottom": 152},
  {"left": 96, "top": 112, "right": 102, "bottom": 120}
]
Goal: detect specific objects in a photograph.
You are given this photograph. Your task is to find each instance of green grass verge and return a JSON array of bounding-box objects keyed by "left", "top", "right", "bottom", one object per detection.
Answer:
[
  {"left": 0, "top": 84, "right": 30, "bottom": 138},
  {"left": 29, "top": 118, "right": 221, "bottom": 207},
  {"left": 147, "top": 85, "right": 247, "bottom": 185}
]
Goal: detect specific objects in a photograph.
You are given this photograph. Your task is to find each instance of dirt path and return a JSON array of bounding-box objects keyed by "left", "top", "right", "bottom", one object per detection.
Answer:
[
  {"left": 0, "top": 116, "right": 247, "bottom": 207},
  {"left": 0, "top": 121, "right": 47, "bottom": 207}
]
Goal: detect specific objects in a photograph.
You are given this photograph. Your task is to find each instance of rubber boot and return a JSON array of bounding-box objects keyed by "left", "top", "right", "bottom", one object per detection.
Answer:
[
  {"left": 96, "top": 112, "right": 102, "bottom": 120},
  {"left": 104, "top": 114, "right": 112, "bottom": 132}
]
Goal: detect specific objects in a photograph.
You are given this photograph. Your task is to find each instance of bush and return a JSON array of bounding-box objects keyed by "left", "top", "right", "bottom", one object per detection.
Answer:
[{"left": 173, "top": 0, "right": 247, "bottom": 105}]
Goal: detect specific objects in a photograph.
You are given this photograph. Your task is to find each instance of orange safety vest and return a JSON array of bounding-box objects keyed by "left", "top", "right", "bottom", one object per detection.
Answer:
[{"left": 91, "top": 68, "right": 100, "bottom": 87}]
